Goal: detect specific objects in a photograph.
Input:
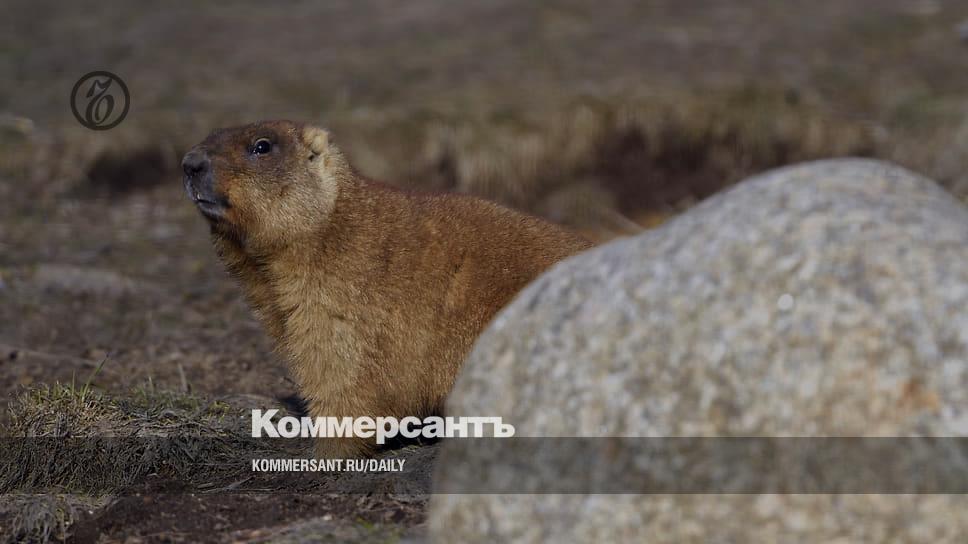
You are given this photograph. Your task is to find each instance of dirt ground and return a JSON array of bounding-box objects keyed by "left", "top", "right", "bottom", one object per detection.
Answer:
[{"left": 2, "top": 0, "right": 968, "bottom": 541}]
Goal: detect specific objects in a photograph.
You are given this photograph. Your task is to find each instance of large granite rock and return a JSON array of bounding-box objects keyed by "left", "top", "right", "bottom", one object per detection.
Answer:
[{"left": 429, "top": 159, "right": 968, "bottom": 543}]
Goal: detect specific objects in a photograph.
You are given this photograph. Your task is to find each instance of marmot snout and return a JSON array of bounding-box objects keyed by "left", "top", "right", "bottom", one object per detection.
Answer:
[{"left": 183, "top": 120, "right": 591, "bottom": 457}]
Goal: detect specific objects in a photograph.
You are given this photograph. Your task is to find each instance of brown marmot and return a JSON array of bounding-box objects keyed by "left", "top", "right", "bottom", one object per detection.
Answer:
[{"left": 181, "top": 120, "right": 591, "bottom": 457}]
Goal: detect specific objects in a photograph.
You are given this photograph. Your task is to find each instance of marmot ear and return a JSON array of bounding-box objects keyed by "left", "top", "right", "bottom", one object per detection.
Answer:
[{"left": 301, "top": 126, "right": 332, "bottom": 161}]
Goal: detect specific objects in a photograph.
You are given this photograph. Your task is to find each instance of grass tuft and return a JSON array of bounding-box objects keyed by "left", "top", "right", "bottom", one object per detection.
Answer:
[{"left": 0, "top": 382, "right": 284, "bottom": 543}]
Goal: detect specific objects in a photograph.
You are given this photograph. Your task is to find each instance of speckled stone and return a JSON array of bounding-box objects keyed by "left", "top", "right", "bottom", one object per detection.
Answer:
[{"left": 429, "top": 159, "right": 968, "bottom": 543}]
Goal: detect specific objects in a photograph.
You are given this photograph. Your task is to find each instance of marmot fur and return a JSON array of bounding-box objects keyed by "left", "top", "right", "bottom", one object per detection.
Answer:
[{"left": 181, "top": 120, "right": 591, "bottom": 457}]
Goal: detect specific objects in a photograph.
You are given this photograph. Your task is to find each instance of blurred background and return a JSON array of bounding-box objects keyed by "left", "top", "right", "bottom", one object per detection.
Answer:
[
  {"left": 3, "top": 1, "right": 968, "bottom": 540},
  {"left": 1, "top": 0, "right": 968, "bottom": 411}
]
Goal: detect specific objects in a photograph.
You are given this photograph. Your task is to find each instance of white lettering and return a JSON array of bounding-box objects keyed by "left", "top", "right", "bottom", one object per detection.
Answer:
[{"left": 251, "top": 409, "right": 279, "bottom": 437}]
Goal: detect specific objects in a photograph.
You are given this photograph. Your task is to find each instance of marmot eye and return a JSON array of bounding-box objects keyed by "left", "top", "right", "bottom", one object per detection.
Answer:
[{"left": 252, "top": 138, "right": 273, "bottom": 155}]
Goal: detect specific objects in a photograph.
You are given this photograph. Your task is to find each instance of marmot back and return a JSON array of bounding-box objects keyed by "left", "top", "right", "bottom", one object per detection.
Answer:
[{"left": 182, "top": 120, "right": 591, "bottom": 457}]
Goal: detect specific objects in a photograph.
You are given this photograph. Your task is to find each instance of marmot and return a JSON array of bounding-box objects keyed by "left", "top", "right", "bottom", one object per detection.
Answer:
[{"left": 182, "top": 120, "right": 591, "bottom": 457}]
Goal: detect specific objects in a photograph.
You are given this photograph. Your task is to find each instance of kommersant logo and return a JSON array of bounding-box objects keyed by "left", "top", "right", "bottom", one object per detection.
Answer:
[{"left": 251, "top": 409, "right": 515, "bottom": 444}]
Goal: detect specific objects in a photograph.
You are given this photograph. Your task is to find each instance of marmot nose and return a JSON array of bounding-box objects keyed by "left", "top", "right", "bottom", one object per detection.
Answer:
[{"left": 182, "top": 149, "right": 210, "bottom": 178}]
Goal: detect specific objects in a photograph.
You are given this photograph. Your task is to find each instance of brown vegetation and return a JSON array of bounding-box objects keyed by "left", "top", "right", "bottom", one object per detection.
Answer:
[{"left": 2, "top": 0, "right": 968, "bottom": 541}]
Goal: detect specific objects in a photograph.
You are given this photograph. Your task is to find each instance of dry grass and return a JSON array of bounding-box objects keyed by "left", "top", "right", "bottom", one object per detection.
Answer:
[
  {"left": 3, "top": 2, "right": 967, "bottom": 241},
  {"left": 2, "top": 86, "right": 882, "bottom": 243},
  {"left": 0, "top": 379, "right": 288, "bottom": 543},
  {"left": 0, "top": 494, "right": 110, "bottom": 544},
  {"left": 390, "top": 87, "right": 879, "bottom": 236}
]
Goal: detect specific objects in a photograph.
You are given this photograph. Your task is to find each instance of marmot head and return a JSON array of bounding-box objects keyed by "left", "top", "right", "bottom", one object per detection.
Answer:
[{"left": 181, "top": 120, "right": 346, "bottom": 251}]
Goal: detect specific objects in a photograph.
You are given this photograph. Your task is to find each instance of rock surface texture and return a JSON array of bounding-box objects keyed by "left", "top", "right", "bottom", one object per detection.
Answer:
[{"left": 429, "top": 159, "right": 968, "bottom": 543}]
